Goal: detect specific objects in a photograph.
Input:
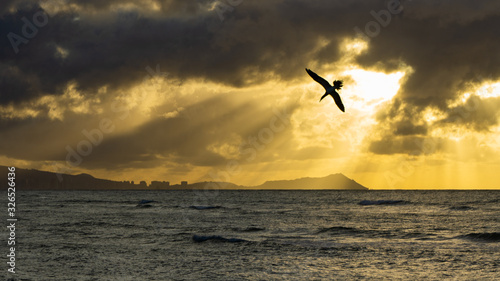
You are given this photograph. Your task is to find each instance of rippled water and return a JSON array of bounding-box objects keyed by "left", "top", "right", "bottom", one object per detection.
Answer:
[{"left": 4, "top": 190, "right": 500, "bottom": 280}]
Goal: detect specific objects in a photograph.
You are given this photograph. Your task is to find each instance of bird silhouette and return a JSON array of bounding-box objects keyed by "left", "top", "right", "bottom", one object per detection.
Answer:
[{"left": 305, "top": 68, "right": 345, "bottom": 112}]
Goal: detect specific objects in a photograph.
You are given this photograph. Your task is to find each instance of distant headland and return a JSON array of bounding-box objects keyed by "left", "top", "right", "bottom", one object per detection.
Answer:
[{"left": 1, "top": 166, "right": 368, "bottom": 190}]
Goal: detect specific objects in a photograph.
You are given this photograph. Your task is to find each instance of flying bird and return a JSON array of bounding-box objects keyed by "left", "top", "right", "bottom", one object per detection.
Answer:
[{"left": 305, "top": 68, "right": 345, "bottom": 112}]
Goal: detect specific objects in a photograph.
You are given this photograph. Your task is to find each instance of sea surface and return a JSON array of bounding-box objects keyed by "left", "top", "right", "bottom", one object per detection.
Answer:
[{"left": 3, "top": 190, "right": 500, "bottom": 280}]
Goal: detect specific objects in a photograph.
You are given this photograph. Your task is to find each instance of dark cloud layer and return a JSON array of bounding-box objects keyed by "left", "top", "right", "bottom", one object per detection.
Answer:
[
  {"left": 355, "top": 1, "right": 500, "bottom": 154},
  {"left": 0, "top": 0, "right": 399, "bottom": 105},
  {"left": 358, "top": 11, "right": 500, "bottom": 108},
  {"left": 2, "top": 1, "right": 498, "bottom": 105},
  {"left": 1, "top": 0, "right": 500, "bottom": 164}
]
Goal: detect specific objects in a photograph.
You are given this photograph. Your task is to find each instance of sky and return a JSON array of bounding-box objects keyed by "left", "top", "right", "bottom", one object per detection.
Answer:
[{"left": 1, "top": 0, "right": 500, "bottom": 189}]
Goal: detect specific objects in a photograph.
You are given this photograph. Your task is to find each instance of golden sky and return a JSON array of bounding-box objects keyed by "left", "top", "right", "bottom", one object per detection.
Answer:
[{"left": 1, "top": 0, "right": 500, "bottom": 189}]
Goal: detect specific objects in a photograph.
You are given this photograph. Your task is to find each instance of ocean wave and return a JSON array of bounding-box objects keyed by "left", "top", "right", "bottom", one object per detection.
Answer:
[
  {"left": 135, "top": 199, "right": 156, "bottom": 208},
  {"left": 485, "top": 198, "right": 500, "bottom": 204},
  {"left": 189, "top": 205, "right": 223, "bottom": 210},
  {"left": 359, "top": 200, "right": 405, "bottom": 205},
  {"left": 401, "top": 232, "right": 439, "bottom": 240},
  {"left": 316, "top": 226, "right": 422, "bottom": 239},
  {"left": 233, "top": 227, "right": 266, "bottom": 232},
  {"left": 317, "top": 226, "right": 360, "bottom": 234},
  {"left": 261, "top": 238, "right": 364, "bottom": 251},
  {"left": 61, "top": 199, "right": 137, "bottom": 204},
  {"left": 460, "top": 232, "right": 500, "bottom": 242},
  {"left": 317, "top": 226, "right": 393, "bottom": 237},
  {"left": 54, "top": 221, "right": 138, "bottom": 229},
  {"left": 60, "top": 199, "right": 94, "bottom": 204},
  {"left": 448, "top": 205, "right": 474, "bottom": 211},
  {"left": 275, "top": 239, "right": 344, "bottom": 249},
  {"left": 192, "top": 234, "right": 248, "bottom": 243},
  {"left": 135, "top": 204, "right": 153, "bottom": 208}
]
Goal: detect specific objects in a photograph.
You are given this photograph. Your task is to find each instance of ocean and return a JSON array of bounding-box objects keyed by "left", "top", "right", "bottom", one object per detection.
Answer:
[{"left": 4, "top": 190, "right": 499, "bottom": 280}]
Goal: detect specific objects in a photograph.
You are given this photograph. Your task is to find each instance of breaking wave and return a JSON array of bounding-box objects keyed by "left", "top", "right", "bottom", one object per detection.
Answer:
[
  {"left": 189, "top": 205, "right": 223, "bottom": 210},
  {"left": 460, "top": 232, "right": 500, "bottom": 242},
  {"left": 359, "top": 200, "right": 405, "bottom": 205},
  {"left": 192, "top": 235, "right": 248, "bottom": 243}
]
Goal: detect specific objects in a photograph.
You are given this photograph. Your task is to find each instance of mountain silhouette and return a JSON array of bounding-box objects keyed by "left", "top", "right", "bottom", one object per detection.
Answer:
[
  {"left": 254, "top": 173, "right": 368, "bottom": 190},
  {"left": 1, "top": 166, "right": 367, "bottom": 190}
]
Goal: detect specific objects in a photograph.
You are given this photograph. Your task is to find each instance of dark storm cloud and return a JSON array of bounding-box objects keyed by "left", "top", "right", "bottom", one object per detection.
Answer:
[
  {"left": 354, "top": 0, "right": 500, "bottom": 154},
  {"left": 0, "top": 0, "right": 392, "bottom": 105},
  {"left": 66, "top": 0, "right": 215, "bottom": 15},
  {"left": 357, "top": 12, "right": 500, "bottom": 110},
  {"left": 0, "top": 0, "right": 16, "bottom": 15},
  {"left": 2, "top": 0, "right": 500, "bottom": 158}
]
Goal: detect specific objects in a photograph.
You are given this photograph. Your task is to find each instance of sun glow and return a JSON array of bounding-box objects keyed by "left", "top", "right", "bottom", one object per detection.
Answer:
[
  {"left": 450, "top": 80, "right": 500, "bottom": 108},
  {"left": 342, "top": 38, "right": 369, "bottom": 56},
  {"left": 422, "top": 107, "right": 446, "bottom": 124},
  {"left": 342, "top": 69, "right": 405, "bottom": 112},
  {"left": 475, "top": 80, "right": 500, "bottom": 98}
]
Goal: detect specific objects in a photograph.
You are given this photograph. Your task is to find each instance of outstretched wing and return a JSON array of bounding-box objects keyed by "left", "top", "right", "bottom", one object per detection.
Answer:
[
  {"left": 305, "top": 68, "right": 331, "bottom": 90},
  {"left": 319, "top": 93, "right": 329, "bottom": 102},
  {"left": 331, "top": 92, "right": 345, "bottom": 112}
]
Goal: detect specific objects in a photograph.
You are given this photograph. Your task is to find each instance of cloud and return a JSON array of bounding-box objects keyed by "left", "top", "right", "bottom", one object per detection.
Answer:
[
  {"left": 393, "top": 120, "right": 428, "bottom": 136},
  {"left": 0, "top": 90, "right": 299, "bottom": 172},
  {"left": 437, "top": 95, "right": 500, "bottom": 131},
  {"left": 0, "top": 112, "right": 95, "bottom": 161},
  {"left": 2, "top": 0, "right": 500, "bottom": 183},
  {"left": 2, "top": 1, "right": 499, "bottom": 100},
  {"left": 369, "top": 135, "right": 444, "bottom": 156},
  {"left": 357, "top": 1, "right": 500, "bottom": 154},
  {"left": 62, "top": 94, "right": 299, "bottom": 170},
  {"left": 3, "top": 0, "right": 497, "bottom": 110},
  {"left": 0, "top": 0, "right": 398, "bottom": 106}
]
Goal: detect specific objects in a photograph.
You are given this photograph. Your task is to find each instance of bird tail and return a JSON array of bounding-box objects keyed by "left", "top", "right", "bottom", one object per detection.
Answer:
[{"left": 333, "top": 80, "right": 343, "bottom": 90}]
